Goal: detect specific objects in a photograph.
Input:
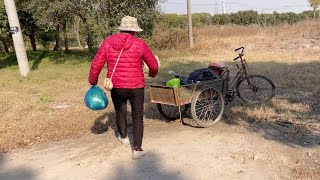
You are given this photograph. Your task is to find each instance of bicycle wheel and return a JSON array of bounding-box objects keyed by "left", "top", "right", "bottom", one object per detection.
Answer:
[
  {"left": 236, "top": 74, "right": 275, "bottom": 104},
  {"left": 157, "top": 104, "right": 189, "bottom": 121},
  {"left": 191, "top": 88, "right": 224, "bottom": 128}
]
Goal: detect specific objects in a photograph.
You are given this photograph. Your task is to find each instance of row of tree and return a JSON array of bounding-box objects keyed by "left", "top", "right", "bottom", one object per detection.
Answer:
[
  {"left": 160, "top": 10, "right": 320, "bottom": 28},
  {"left": 0, "top": 0, "right": 159, "bottom": 53},
  {"left": 160, "top": 0, "right": 320, "bottom": 28}
]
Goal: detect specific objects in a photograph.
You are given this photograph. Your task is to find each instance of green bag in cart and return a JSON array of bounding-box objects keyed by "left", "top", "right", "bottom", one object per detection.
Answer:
[{"left": 166, "top": 78, "right": 181, "bottom": 88}]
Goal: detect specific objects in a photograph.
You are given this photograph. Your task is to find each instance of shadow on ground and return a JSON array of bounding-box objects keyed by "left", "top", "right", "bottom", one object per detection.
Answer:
[
  {"left": 221, "top": 61, "right": 320, "bottom": 148},
  {"left": 0, "top": 50, "right": 94, "bottom": 70},
  {"left": 90, "top": 111, "right": 116, "bottom": 134},
  {"left": 104, "top": 152, "right": 183, "bottom": 180},
  {"left": 0, "top": 155, "right": 36, "bottom": 180},
  {"left": 224, "top": 102, "right": 320, "bottom": 148}
]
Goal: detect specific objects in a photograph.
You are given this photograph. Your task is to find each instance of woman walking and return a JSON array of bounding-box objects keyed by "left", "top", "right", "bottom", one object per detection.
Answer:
[{"left": 88, "top": 16, "right": 159, "bottom": 159}]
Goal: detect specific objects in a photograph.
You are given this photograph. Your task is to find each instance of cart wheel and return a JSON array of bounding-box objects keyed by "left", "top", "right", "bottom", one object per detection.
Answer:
[
  {"left": 157, "top": 104, "right": 189, "bottom": 121},
  {"left": 191, "top": 88, "right": 224, "bottom": 127}
]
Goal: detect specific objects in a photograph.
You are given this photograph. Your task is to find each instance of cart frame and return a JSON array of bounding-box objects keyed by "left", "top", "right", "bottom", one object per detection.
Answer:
[
  {"left": 149, "top": 78, "right": 228, "bottom": 106},
  {"left": 149, "top": 78, "right": 228, "bottom": 127}
]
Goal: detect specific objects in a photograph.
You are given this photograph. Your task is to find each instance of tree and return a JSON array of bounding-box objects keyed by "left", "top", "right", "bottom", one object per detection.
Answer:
[
  {"left": 18, "top": 11, "right": 38, "bottom": 51},
  {"left": 159, "top": 14, "right": 187, "bottom": 28},
  {"left": 18, "top": 0, "right": 160, "bottom": 52},
  {"left": 308, "top": 0, "right": 320, "bottom": 20},
  {"left": 192, "top": 13, "right": 212, "bottom": 27},
  {"left": 230, "top": 10, "right": 259, "bottom": 26},
  {"left": 19, "top": 0, "right": 71, "bottom": 51},
  {"left": 299, "top": 10, "right": 318, "bottom": 20},
  {"left": 66, "top": 0, "right": 100, "bottom": 51},
  {"left": 72, "top": 0, "right": 161, "bottom": 50},
  {"left": 101, "top": 0, "right": 160, "bottom": 37},
  {"left": 0, "top": 2, "right": 11, "bottom": 53},
  {"left": 212, "top": 14, "right": 231, "bottom": 25}
]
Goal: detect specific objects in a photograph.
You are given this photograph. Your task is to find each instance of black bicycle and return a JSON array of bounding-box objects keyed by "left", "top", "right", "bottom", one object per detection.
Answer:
[{"left": 224, "top": 47, "right": 275, "bottom": 104}]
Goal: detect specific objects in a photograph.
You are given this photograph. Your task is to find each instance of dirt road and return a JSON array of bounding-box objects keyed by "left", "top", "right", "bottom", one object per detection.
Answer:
[{"left": 0, "top": 119, "right": 319, "bottom": 180}]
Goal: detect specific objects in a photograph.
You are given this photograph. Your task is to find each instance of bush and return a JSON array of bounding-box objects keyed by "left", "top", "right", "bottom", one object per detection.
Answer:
[
  {"left": 38, "top": 30, "right": 55, "bottom": 50},
  {"left": 192, "top": 13, "right": 212, "bottom": 27},
  {"left": 152, "top": 24, "right": 189, "bottom": 49},
  {"left": 159, "top": 14, "right": 187, "bottom": 28}
]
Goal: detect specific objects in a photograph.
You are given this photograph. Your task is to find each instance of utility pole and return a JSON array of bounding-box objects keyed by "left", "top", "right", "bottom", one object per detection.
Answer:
[
  {"left": 222, "top": 0, "right": 226, "bottom": 14},
  {"left": 187, "top": 0, "right": 194, "bottom": 48},
  {"left": 4, "top": 0, "right": 30, "bottom": 77}
]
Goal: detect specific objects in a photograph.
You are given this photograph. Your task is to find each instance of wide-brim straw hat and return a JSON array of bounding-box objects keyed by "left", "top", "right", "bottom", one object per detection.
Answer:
[{"left": 117, "top": 16, "right": 143, "bottom": 32}]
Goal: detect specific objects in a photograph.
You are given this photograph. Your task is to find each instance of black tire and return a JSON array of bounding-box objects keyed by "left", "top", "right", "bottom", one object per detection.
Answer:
[
  {"left": 191, "top": 88, "right": 224, "bottom": 128},
  {"left": 236, "top": 74, "right": 275, "bottom": 104},
  {"left": 157, "top": 104, "right": 189, "bottom": 121}
]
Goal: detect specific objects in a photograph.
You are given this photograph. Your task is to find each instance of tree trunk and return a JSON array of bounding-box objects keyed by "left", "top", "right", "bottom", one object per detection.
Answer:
[
  {"left": 2, "top": 41, "right": 10, "bottom": 53},
  {"left": 29, "top": 34, "right": 37, "bottom": 51},
  {"left": 0, "top": 39, "right": 9, "bottom": 53},
  {"left": 80, "top": 17, "right": 94, "bottom": 51},
  {"left": 53, "top": 24, "right": 60, "bottom": 51},
  {"left": 77, "top": 15, "right": 94, "bottom": 51},
  {"left": 74, "top": 16, "right": 82, "bottom": 48},
  {"left": 4, "top": 0, "right": 30, "bottom": 76},
  {"left": 83, "top": 19, "right": 92, "bottom": 51},
  {"left": 87, "top": 32, "right": 93, "bottom": 52},
  {"left": 62, "top": 20, "right": 69, "bottom": 51}
]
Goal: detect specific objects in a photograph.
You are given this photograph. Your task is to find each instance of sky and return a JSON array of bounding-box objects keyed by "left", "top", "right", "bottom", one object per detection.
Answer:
[{"left": 158, "top": 0, "right": 312, "bottom": 14}]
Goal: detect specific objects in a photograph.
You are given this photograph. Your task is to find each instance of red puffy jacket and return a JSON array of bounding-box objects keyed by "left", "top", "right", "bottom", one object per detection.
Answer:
[{"left": 88, "top": 33, "right": 159, "bottom": 88}]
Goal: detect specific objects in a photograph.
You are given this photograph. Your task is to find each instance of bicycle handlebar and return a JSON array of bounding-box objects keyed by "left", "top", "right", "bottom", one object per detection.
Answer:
[
  {"left": 235, "top": 47, "right": 244, "bottom": 52},
  {"left": 234, "top": 47, "right": 245, "bottom": 61}
]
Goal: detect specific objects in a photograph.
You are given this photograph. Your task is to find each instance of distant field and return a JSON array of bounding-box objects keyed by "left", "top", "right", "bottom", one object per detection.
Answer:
[{"left": 0, "top": 20, "right": 320, "bottom": 152}]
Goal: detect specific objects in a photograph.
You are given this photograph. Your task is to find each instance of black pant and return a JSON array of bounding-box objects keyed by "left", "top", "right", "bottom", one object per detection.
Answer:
[{"left": 111, "top": 88, "right": 144, "bottom": 148}]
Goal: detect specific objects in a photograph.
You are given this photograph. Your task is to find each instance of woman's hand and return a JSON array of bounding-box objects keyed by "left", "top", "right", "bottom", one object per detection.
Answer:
[{"left": 155, "top": 55, "right": 160, "bottom": 68}]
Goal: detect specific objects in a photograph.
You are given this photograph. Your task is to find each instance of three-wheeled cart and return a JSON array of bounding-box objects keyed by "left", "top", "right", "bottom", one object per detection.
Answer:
[{"left": 149, "top": 78, "right": 228, "bottom": 127}]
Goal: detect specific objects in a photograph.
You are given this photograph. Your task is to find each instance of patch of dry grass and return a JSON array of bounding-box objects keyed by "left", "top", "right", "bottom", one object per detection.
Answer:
[
  {"left": 156, "top": 20, "right": 320, "bottom": 62},
  {"left": 1, "top": 20, "right": 320, "bottom": 154},
  {"left": 0, "top": 52, "right": 113, "bottom": 152}
]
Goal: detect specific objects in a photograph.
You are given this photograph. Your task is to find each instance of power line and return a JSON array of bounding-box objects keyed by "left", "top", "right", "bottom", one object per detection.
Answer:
[
  {"left": 160, "top": 1, "right": 233, "bottom": 6},
  {"left": 159, "top": 1, "right": 312, "bottom": 14}
]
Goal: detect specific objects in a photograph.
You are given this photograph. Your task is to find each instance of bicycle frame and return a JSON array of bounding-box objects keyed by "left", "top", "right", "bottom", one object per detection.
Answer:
[{"left": 227, "top": 47, "right": 258, "bottom": 97}]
